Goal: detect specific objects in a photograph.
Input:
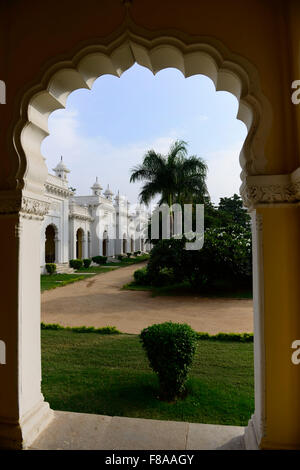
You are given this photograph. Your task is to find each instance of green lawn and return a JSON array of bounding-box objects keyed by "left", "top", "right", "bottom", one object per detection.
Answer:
[
  {"left": 123, "top": 280, "right": 253, "bottom": 299},
  {"left": 105, "top": 254, "right": 150, "bottom": 267},
  {"left": 41, "top": 273, "right": 91, "bottom": 292},
  {"left": 41, "top": 330, "right": 254, "bottom": 426},
  {"left": 75, "top": 254, "right": 150, "bottom": 272},
  {"left": 75, "top": 266, "right": 119, "bottom": 274}
]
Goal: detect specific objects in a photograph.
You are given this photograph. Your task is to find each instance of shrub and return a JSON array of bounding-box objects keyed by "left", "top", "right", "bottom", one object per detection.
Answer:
[
  {"left": 133, "top": 251, "right": 138, "bottom": 256},
  {"left": 117, "top": 255, "right": 124, "bottom": 261},
  {"left": 83, "top": 258, "right": 92, "bottom": 269},
  {"left": 45, "top": 263, "right": 56, "bottom": 275},
  {"left": 92, "top": 255, "right": 107, "bottom": 265},
  {"left": 69, "top": 259, "right": 83, "bottom": 270},
  {"left": 133, "top": 267, "right": 149, "bottom": 285},
  {"left": 140, "top": 322, "right": 198, "bottom": 401},
  {"left": 126, "top": 252, "right": 131, "bottom": 258},
  {"left": 41, "top": 323, "right": 121, "bottom": 334}
]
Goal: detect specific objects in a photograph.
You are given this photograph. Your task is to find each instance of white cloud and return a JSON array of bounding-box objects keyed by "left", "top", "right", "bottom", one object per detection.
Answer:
[
  {"left": 42, "top": 109, "right": 177, "bottom": 204},
  {"left": 42, "top": 108, "right": 244, "bottom": 207},
  {"left": 206, "top": 143, "right": 244, "bottom": 205}
]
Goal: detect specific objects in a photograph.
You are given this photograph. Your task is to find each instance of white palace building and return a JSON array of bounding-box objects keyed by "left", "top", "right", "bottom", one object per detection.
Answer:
[{"left": 41, "top": 157, "right": 149, "bottom": 272}]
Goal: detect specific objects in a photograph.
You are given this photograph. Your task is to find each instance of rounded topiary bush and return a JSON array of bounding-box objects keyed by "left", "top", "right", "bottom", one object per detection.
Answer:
[
  {"left": 83, "top": 258, "right": 92, "bottom": 269},
  {"left": 69, "top": 259, "right": 83, "bottom": 270},
  {"left": 45, "top": 263, "right": 56, "bottom": 275},
  {"left": 140, "top": 322, "right": 198, "bottom": 401}
]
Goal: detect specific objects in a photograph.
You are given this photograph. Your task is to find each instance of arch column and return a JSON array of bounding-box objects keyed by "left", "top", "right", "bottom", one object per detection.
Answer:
[
  {"left": 0, "top": 192, "right": 53, "bottom": 449},
  {"left": 40, "top": 228, "right": 46, "bottom": 271},
  {"left": 82, "top": 232, "right": 88, "bottom": 259},
  {"left": 54, "top": 235, "right": 60, "bottom": 263},
  {"left": 242, "top": 174, "right": 300, "bottom": 450}
]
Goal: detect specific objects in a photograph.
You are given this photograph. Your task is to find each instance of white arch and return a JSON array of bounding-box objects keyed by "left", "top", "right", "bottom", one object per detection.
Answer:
[{"left": 13, "top": 31, "right": 272, "bottom": 204}]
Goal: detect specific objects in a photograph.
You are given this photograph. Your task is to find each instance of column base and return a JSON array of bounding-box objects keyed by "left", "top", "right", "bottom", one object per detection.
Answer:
[
  {"left": 0, "top": 398, "right": 54, "bottom": 449},
  {"left": 244, "top": 415, "right": 260, "bottom": 450}
]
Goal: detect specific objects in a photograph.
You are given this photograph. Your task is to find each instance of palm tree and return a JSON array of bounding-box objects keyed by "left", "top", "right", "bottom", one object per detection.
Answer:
[
  {"left": 130, "top": 140, "right": 209, "bottom": 236},
  {"left": 130, "top": 139, "right": 208, "bottom": 206}
]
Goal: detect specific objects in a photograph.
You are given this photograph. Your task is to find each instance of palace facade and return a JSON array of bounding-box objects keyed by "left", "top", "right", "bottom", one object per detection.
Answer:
[{"left": 41, "top": 157, "right": 149, "bottom": 272}]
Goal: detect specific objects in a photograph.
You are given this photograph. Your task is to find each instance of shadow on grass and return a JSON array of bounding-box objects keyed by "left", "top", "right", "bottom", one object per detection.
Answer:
[
  {"left": 43, "top": 372, "right": 253, "bottom": 426},
  {"left": 124, "top": 281, "right": 252, "bottom": 300}
]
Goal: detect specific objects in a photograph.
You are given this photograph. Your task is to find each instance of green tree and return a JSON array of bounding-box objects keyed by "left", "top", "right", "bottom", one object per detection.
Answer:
[
  {"left": 130, "top": 140, "right": 209, "bottom": 207},
  {"left": 217, "top": 194, "right": 250, "bottom": 228}
]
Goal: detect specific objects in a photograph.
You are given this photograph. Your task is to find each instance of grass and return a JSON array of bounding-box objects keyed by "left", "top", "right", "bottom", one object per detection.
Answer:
[
  {"left": 75, "top": 266, "right": 118, "bottom": 274},
  {"left": 41, "top": 259, "right": 142, "bottom": 291},
  {"left": 41, "top": 273, "right": 92, "bottom": 292},
  {"left": 123, "top": 280, "right": 253, "bottom": 299},
  {"left": 105, "top": 254, "right": 150, "bottom": 267},
  {"left": 41, "top": 330, "right": 254, "bottom": 426},
  {"left": 75, "top": 254, "right": 150, "bottom": 272}
]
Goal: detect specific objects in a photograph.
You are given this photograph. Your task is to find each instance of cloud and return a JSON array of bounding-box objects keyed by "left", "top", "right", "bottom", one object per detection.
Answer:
[
  {"left": 42, "top": 109, "right": 177, "bottom": 204},
  {"left": 205, "top": 143, "right": 244, "bottom": 205},
  {"left": 42, "top": 108, "right": 243, "bottom": 207}
]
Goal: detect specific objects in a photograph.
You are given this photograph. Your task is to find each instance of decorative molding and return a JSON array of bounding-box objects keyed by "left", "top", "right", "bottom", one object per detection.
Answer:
[
  {"left": 20, "top": 196, "right": 50, "bottom": 219},
  {"left": 241, "top": 167, "right": 300, "bottom": 208},
  {"left": 45, "top": 182, "right": 72, "bottom": 199},
  {"left": 69, "top": 212, "right": 94, "bottom": 222},
  {"left": 0, "top": 193, "right": 50, "bottom": 219}
]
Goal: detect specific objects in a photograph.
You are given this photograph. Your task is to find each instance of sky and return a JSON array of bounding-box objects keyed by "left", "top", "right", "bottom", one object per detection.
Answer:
[{"left": 41, "top": 63, "right": 247, "bottom": 207}]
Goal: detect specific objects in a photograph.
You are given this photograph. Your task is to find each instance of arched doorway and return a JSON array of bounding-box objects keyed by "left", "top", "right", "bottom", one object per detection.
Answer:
[
  {"left": 45, "top": 225, "right": 56, "bottom": 263},
  {"left": 102, "top": 231, "right": 108, "bottom": 256},
  {"left": 130, "top": 237, "right": 134, "bottom": 252},
  {"left": 5, "top": 18, "right": 288, "bottom": 450},
  {"left": 76, "top": 228, "right": 84, "bottom": 259},
  {"left": 123, "top": 235, "right": 127, "bottom": 254}
]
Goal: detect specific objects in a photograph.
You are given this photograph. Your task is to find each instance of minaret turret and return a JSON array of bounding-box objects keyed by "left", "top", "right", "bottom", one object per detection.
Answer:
[
  {"left": 91, "top": 177, "right": 103, "bottom": 196},
  {"left": 53, "top": 156, "right": 70, "bottom": 181},
  {"left": 104, "top": 184, "right": 114, "bottom": 200}
]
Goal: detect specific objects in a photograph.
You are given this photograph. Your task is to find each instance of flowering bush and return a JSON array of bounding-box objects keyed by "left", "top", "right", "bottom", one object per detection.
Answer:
[
  {"left": 184, "top": 225, "right": 252, "bottom": 287},
  {"left": 143, "top": 224, "right": 252, "bottom": 289}
]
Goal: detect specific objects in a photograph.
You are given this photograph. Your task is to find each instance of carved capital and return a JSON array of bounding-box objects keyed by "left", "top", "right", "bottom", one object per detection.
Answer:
[
  {"left": 241, "top": 168, "right": 300, "bottom": 208},
  {"left": 0, "top": 192, "right": 50, "bottom": 219},
  {"left": 20, "top": 196, "right": 50, "bottom": 219}
]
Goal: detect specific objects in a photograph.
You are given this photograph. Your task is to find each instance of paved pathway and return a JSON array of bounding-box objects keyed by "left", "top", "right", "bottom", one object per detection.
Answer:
[
  {"left": 41, "top": 263, "right": 253, "bottom": 334},
  {"left": 30, "top": 410, "right": 245, "bottom": 450}
]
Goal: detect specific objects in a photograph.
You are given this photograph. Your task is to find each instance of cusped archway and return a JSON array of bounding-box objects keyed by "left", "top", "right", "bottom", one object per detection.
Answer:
[
  {"left": 45, "top": 224, "right": 58, "bottom": 263},
  {"left": 8, "top": 28, "right": 274, "bottom": 451},
  {"left": 16, "top": 32, "right": 272, "bottom": 205}
]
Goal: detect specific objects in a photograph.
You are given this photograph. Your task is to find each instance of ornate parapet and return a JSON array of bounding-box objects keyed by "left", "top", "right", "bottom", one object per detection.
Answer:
[
  {"left": 241, "top": 167, "right": 300, "bottom": 209},
  {"left": 69, "top": 202, "right": 94, "bottom": 222}
]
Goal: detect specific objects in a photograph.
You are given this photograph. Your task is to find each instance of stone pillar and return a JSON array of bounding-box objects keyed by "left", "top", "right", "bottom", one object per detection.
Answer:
[
  {"left": 82, "top": 232, "right": 88, "bottom": 259},
  {"left": 244, "top": 203, "right": 300, "bottom": 450},
  {"left": 40, "top": 225, "right": 46, "bottom": 272},
  {"left": 0, "top": 193, "right": 53, "bottom": 449},
  {"left": 54, "top": 235, "right": 60, "bottom": 263}
]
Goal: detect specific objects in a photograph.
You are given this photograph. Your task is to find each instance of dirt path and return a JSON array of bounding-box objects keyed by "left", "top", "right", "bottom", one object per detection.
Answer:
[{"left": 41, "top": 263, "right": 253, "bottom": 334}]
